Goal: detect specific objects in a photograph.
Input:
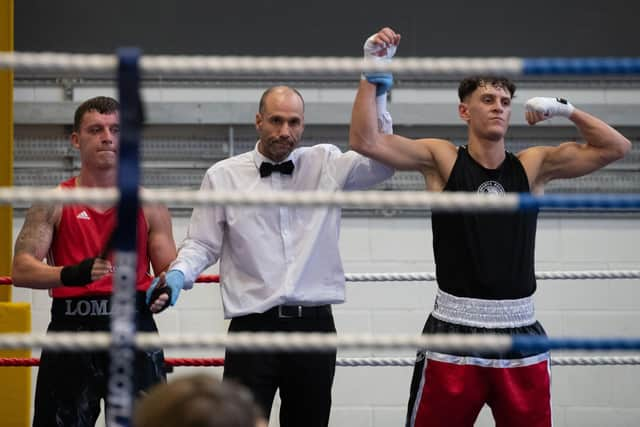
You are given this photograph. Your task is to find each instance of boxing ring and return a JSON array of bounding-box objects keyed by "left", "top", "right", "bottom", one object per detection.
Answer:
[{"left": 1, "top": 51, "right": 640, "bottom": 426}]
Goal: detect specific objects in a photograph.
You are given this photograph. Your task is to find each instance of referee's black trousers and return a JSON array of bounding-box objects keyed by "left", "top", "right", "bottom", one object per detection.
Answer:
[{"left": 223, "top": 304, "right": 336, "bottom": 427}]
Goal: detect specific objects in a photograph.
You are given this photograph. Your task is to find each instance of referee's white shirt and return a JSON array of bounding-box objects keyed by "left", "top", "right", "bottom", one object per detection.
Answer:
[{"left": 170, "top": 142, "right": 394, "bottom": 318}]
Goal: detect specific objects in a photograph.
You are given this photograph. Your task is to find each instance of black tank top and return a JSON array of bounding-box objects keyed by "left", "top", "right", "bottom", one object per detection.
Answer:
[{"left": 431, "top": 146, "right": 538, "bottom": 299}]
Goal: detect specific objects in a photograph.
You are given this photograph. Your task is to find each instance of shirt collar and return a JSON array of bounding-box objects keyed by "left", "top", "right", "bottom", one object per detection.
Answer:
[{"left": 252, "top": 140, "right": 298, "bottom": 171}]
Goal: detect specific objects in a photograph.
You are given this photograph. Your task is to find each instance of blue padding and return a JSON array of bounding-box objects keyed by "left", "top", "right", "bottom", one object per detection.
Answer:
[
  {"left": 524, "top": 57, "right": 640, "bottom": 75},
  {"left": 519, "top": 193, "right": 640, "bottom": 210},
  {"left": 512, "top": 335, "right": 640, "bottom": 352},
  {"left": 115, "top": 48, "right": 143, "bottom": 253}
]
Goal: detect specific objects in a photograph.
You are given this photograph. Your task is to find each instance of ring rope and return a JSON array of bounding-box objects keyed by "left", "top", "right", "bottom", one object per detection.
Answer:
[
  {"left": 1, "top": 333, "right": 640, "bottom": 352},
  {"left": 2, "top": 356, "right": 639, "bottom": 368},
  {"left": 2, "top": 187, "right": 640, "bottom": 210},
  {"left": 331, "top": 356, "right": 640, "bottom": 367},
  {"left": 343, "top": 270, "right": 640, "bottom": 282},
  {"left": 0, "top": 332, "right": 511, "bottom": 352},
  {"left": 2, "top": 52, "right": 640, "bottom": 75},
  {"left": 3, "top": 269, "right": 640, "bottom": 286}
]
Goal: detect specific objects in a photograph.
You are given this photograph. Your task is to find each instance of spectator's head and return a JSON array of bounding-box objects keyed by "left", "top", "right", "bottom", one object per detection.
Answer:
[{"left": 134, "top": 374, "right": 267, "bottom": 427}]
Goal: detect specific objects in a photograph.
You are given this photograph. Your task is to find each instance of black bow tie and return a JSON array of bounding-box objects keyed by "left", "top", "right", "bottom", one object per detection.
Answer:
[{"left": 259, "top": 160, "right": 295, "bottom": 178}]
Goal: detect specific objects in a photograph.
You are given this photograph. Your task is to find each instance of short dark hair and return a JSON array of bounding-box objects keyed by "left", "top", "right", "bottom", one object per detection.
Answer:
[
  {"left": 133, "top": 374, "right": 264, "bottom": 427},
  {"left": 458, "top": 76, "right": 516, "bottom": 102},
  {"left": 73, "top": 96, "right": 119, "bottom": 131},
  {"left": 258, "top": 86, "right": 305, "bottom": 114}
]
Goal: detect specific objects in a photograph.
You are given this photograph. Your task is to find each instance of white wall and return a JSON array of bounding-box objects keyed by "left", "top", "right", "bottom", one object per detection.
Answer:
[{"left": 11, "top": 214, "right": 640, "bottom": 427}]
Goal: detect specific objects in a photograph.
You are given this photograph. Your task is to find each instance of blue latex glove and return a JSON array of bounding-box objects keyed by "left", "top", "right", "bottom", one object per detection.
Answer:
[
  {"left": 146, "top": 269, "right": 185, "bottom": 311},
  {"left": 363, "top": 72, "right": 393, "bottom": 97}
]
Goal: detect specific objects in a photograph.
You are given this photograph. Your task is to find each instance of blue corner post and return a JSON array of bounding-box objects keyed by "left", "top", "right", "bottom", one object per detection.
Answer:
[{"left": 107, "top": 47, "right": 143, "bottom": 427}]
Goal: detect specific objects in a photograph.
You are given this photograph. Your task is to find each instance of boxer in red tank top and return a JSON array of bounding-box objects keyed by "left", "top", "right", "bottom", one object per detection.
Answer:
[
  {"left": 12, "top": 96, "right": 177, "bottom": 427},
  {"left": 49, "top": 176, "right": 154, "bottom": 297}
]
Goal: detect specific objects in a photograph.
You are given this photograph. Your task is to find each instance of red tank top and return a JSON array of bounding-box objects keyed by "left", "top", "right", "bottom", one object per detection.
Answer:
[{"left": 50, "top": 177, "right": 153, "bottom": 297}]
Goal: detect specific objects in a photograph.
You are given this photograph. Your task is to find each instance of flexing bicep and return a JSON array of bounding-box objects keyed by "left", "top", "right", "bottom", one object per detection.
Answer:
[
  {"left": 539, "top": 141, "right": 617, "bottom": 182},
  {"left": 14, "top": 204, "right": 59, "bottom": 260},
  {"left": 536, "top": 108, "right": 631, "bottom": 184},
  {"left": 145, "top": 205, "right": 177, "bottom": 275}
]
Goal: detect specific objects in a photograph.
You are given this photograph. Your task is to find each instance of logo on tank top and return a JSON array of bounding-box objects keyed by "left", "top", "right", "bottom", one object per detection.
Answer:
[
  {"left": 76, "top": 210, "right": 91, "bottom": 220},
  {"left": 477, "top": 180, "right": 505, "bottom": 195},
  {"left": 64, "top": 299, "right": 110, "bottom": 316}
]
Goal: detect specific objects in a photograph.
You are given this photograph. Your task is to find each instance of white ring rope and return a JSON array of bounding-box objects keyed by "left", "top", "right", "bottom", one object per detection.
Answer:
[
  {"left": 347, "top": 272, "right": 439, "bottom": 282},
  {"left": 550, "top": 356, "right": 640, "bottom": 366},
  {"left": 345, "top": 271, "right": 640, "bottom": 282},
  {"left": 533, "top": 270, "right": 640, "bottom": 280},
  {"left": 336, "top": 357, "right": 417, "bottom": 367},
  {"left": 0, "top": 52, "right": 523, "bottom": 75},
  {"left": 336, "top": 356, "right": 640, "bottom": 367},
  {"left": 0, "top": 187, "right": 119, "bottom": 205},
  {"left": 2, "top": 186, "right": 637, "bottom": 282},
  {"left": 0, "top": 332, "right": 512, "bottom": 352},
  {"left": 1, "top": 334, "right": 639, "bottom": 364},
  {"left": 0, "top": 187, "right": 520, "bottom": 211},
  {"left": 1, "top": 269, "right": 638, "bottom": 285}
]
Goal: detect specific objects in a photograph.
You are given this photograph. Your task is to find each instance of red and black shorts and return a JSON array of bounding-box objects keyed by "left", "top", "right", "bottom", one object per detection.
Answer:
[{"left": 406, "top": 290, "right": 551, "bottom": 427}]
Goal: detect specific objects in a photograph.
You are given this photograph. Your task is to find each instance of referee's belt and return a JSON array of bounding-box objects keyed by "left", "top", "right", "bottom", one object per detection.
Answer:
[
  {"left": 51, "top": 292, "right": 149, "bottom": 319},
  {"left": 261, "top": 304, "right": 332, "bottom": 319}
]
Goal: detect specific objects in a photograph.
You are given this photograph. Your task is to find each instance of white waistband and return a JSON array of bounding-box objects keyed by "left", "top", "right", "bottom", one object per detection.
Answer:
[
  {"left": 432, "top": 289, "right": 535, "bottom": 328},
  {"left": 424, "top": 350, "right": 550, "bottom": 368}
]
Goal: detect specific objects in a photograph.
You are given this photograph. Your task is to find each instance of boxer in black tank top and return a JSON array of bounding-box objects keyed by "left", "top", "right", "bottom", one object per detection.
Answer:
[
  {"left": 432, "top": 146, "right": 538, "bottom": 300},
  {"left": 350, "top": 32, "right": 630, "bottom": 427}
]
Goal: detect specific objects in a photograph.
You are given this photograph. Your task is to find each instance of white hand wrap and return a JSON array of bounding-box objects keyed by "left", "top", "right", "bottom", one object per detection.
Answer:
[
  {"left": 363, "top": 35, "right": 397, "bottom": 61},
  {"left": 377, "top": 94, "right": 393, "bottom": 134},
  {"left": 363, "top": 33, "right": 396, "bottom": 134},
  {"left": 525, "top": 97, "right": 575, "bottom": 119}
]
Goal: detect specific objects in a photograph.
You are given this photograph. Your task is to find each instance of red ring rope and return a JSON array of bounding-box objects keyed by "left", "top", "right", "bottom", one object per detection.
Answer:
[
  {"left": 0, "top": 275, "right": 220, "bottom": 285},
  {"left": 0, "top": 357, "right": 225, "bottom": 367}
]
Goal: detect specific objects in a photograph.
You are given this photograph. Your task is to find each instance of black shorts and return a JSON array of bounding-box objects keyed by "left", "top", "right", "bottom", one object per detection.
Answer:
[{"left": 32, "top": 293, "right": 166, "bottom": 427}]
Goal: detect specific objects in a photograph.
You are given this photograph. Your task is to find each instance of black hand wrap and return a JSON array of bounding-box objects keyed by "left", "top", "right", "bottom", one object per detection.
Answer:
[
  {"left": 60, "top": 257, "right": 97, "bottom": 287},
  {"left": 147, "top": 285, "right": 172, "bottom": 313}
]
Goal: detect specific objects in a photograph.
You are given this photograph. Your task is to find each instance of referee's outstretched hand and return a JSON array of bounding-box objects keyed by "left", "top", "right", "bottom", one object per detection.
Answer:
[{"left": 146, "top": 269, "right": 185, "bottom": 313}]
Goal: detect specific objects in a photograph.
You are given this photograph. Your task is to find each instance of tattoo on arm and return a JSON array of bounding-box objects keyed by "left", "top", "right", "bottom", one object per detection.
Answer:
[{"left": 14, "top": 204, "right": 58, "bottom": 260}]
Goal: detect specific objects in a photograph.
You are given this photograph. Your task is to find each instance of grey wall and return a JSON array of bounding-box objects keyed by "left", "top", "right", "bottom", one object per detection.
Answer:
[{"left": 16, "top": 0, "right": 640, "bottom": 56}]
